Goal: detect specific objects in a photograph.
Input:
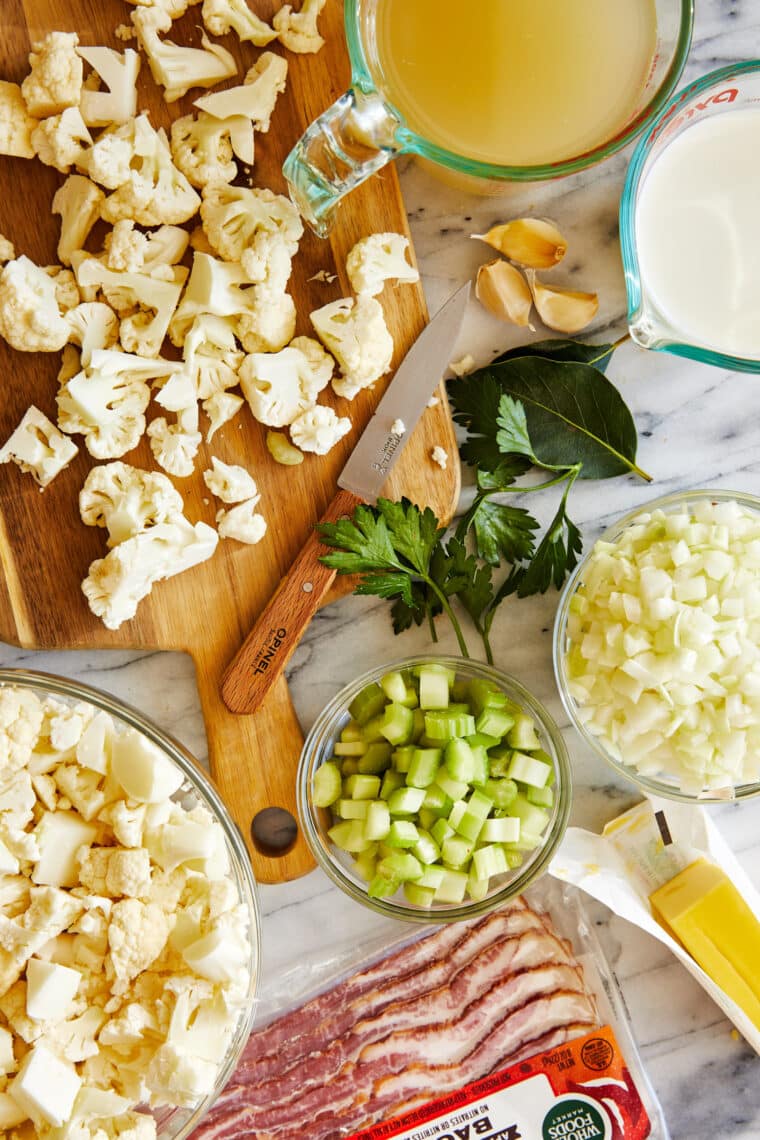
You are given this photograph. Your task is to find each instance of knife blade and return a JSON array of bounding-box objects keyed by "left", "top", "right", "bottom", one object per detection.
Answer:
[{"left": 221, "top": 282, "right": 471, "bottom": 717}]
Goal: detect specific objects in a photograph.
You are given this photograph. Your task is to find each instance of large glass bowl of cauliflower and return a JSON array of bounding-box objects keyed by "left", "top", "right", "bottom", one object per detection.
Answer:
[{"left": 0, "top": 667, "right": 259, "bottom": 1140}]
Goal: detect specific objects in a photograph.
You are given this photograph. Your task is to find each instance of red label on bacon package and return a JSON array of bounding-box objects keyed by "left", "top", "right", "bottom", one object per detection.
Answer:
[{"left": 349, "top": 1027, "right": 651, "bottom": 1140}]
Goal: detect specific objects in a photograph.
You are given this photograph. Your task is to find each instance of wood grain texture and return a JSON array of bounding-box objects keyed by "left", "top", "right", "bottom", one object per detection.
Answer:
[{"left": 0, "top": 0, "right": 460, "bottom": 882}]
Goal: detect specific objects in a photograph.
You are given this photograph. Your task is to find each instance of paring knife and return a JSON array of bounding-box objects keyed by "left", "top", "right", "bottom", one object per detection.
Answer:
[{"left": 221, "top": 282, "right": 471, "bottom": 716}]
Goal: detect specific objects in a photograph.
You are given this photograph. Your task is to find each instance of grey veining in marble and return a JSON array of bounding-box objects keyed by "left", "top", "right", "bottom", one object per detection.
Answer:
[{"left": 2, "top": 2, "right": 760, "bottom": 1137}]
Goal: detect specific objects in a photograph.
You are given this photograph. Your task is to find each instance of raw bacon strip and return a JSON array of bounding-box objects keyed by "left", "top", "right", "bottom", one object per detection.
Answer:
[{"left": 239, "top": 900, "right": 529, "bottom": 1073}]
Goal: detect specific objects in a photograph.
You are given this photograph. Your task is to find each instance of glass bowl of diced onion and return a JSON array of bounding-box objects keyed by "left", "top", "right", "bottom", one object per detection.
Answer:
[
  {"left": 553, "top": 489, "right": 760, "bottom": 802},
  {"left": 0, "top": 667, "right": 259, "bottom": 1140},
  {"left": 297, "top": 656, "right": 571, "bottom": 923}
]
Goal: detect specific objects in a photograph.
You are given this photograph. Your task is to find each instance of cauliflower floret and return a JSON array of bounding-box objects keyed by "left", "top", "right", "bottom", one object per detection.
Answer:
[
  {"left": 183, "top": 314, "right": 242, "bottom": 398},
  {"left": 57, "top": 350, "right": 180, "bottom": 460},
  {"left": 45, "top": 266, "right": 81, "bottom": 313},
  {"left": 239, "top": 337, "right": 333, "bottom": 427},
  {"left": 216, "top": 499, "right": 267, "bottom": 545},
  {"left": 169, "top": 252, "right": 258, "bottom": 344},
  {"left": 53, "top": 765, "right": 107, "bottom": 820},
  {"left": 38, "top": 1006, "right": 107, "bottom": 1063},
  {"left": 142, "top": 225, "right": 189, "bottom": 272},
  {"left": 0, "top": 81, "right": 38, "bottom": 158},
  {"left": 21, "top": 32, "right": 83, "bottom": 118},
  {"left": 85, "top": 113, "right": 200, "bottom": 225},
  {"left": 311, "top": 295, "right": 394, "bottom": 399},
  {"left": 107, "top": 848, "right": 152, "bottom": 897},
  {"left": 202, "top": 0, "right": 277, "bottom": 45},
  {"left": 0, "top": 770, "right": 35, "bottom": 822},
  {"left": 105, "top": 221, "right": 149, "bottom": 273},
  {"left": 0, "top": 236, "right": 15, "bottom": 264},
  {"left": 147, "top": 417, "right": 202, "bottom": 478},
  {"left": 124, "top": 0, "right": 202, "bottom": 17},
  {"left": 0, "top": 887, "right": 84, "bottom": 992},
  {"left": 0, "top": 256, "right": 70, "bottom": 352},
  {"left": 78, "top": 46, "right": 141, "bottom": 127},
  {"left": 73, "top": 255, "right": 186, "bottom": 357},
  {"left": 82, "top": 516, "right": 218, "bottom": 630},
  {"left": 200, "top": 182, "right": 302, "bottom": 263},
  {"left": 30, "top": 106, "right": 92, "bottom": 172},
  {"left": 346, "top": 232, "right": 419, "bottom": 297},
  {"left": 107, "top": 899, "right": 172, "bottom": 992},
  {"left": 202, "top": 457, "right": 257, "bottom": 503},
  {"left": 0, "top": 406, "right": 78, "bottom": 488},
  {"left": 79, "top": 461, "right": 184, "bottom": 547},
  {"left": 289, "top": 404, "right": 351, "bottom": 455},
  {"left": 235, "top": 291, "right": 296, "bottom": 354},
  {"left": 66, "top": 302, "right": 120, "bottom": 369},
  {"left": 194, "top": 52, "right": 288, "bottom": 158},
  {"left": 204, "top": 391, "right": 243, "bottom": 442},
  {"left": 145, "top": 1041, "right": 216, "bottom": 1108},
  {"left": 52, "top": 175, "right": 105, "bottom": 267},
  {"left": 131, "top": 7, "right": 237, "bottom": 103},
  {"left": 97, "top": 800, "right": 147, "bottom": 848},
  {"left": 170, "top": 112, "right": 237, "bottom": 189},
  {"left": 273, "top": 0, "right": 327, "bottom": 53}
]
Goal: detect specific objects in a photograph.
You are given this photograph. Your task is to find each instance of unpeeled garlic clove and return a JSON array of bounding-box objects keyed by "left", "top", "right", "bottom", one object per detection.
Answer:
[
  {"left": 472, "top": 218, "right": 568, "bottom": 269},
  {"left": 526, "top": 271, "right": 598, "bottom": 333},
  {"left": 475, "top": 259, "right": 533, "bottom": 326}
]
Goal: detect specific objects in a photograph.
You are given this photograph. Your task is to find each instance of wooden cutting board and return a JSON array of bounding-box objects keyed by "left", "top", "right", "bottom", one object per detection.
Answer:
[{"left": 0, "top": 0, "right": 460, "bottom": 883}]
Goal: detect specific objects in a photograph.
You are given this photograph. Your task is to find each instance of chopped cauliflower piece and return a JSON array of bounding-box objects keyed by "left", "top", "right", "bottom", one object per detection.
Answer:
[
  {"left": 236, "top": 290, "right": 296, "bottom": 354},
  {"left": 73, "top": 256, "right": 186, "bottom": 357},
  {"left": 106, "top": 848, "right": 151, "bottom": 897},
  {"left": 108, "top": 899, "right": 171, "bottom": 991},
  {"left": 239, "top": 337, "right": 333, "bottom": 427},
  {"left": 183, "top": 314, "right": 243, "bottom": 399},
  {"left": 194, "top": 51, "right": 287, "bottom": 138},
  {"left": 0, "top": 407, "right": 78, "bottom": 489},
  {"left": 82, "top": 516, "right": 218, "bottom": 629},
  {"left": 0, "top": 235, "right": 15, "bottom": 264},
  {"left": 9, "top": 1042, "right": 81, "bottom": 1127},
  {"left": 33, "top": 812, "right": 98, "bottom": 887},
  {"left": 105, "top": 221, "right": 149, "bottom": 273},
  {"left": 131, "top": 7, "right": 237, "bottom": 103},
  {"left": 25, "top": 958, "right": 81, "bottom": 1022},
  {"left": 85, "top": 113, "right": 200, "bottom": 225},
  {"left": 142, "top": 225, "right": 190, "bottom": 272},
  {"left": 31, "top": 106, "right": 92, "bottom": 172},
  {"left": 170, "top": 112, "right": 236, "bottom": 188},
  {"left": 0, "top": 81, "right": 38, "bottom": 158},
  {"left": 53, "top": 764, "right": 106, "bottom": 820},
  {"left": 310, "top": 295, "right": 394, "bottom": 400},
  {"left": 273, "top": 0, "right": 327, "bottom": 53},
  {"left": 449, "top": 352, "right": 475, "bottom": 377},
  {"left": 202, "top": 0, "right": 277, "bottom": 45},
  {"left": 0, "top": 256, "right": 70, "bottom": 352},
  {"left": 98, "top": 799, "right": 146, "bottom": 848},
  {"left": 169, "top": 252, "right": 257, "bottom": 344},
  {"left": 21, "top": 32, "right": 83, "bottom": 119},
  {"left": 145, "top": 1040, "right": 217, "bottom": 1107},
  {"left": 431, "top": 445, "right": 449, "bottom": 469},
  {"left": 390, "top": 418, "right": 405, "bottom": 435},
  {"left": 202, "top": 458, "right": 258, "bottom": 503},
  {"left": 45, "top": 265, "right": 81, "bottom": 314},
  {"left": 204, "top": 391, "right": 243, "bottom": 441},
  {"left": 78, "top": 46, "right": 141, "bottom": 127},
  {"left": 80, "top": 462, "right": 184, "bottom": 548},
  {"left": 346, "top": 232, "right": 419, "bottom": 297},
  {"left": 66, "top": 302, "right": 120, "bottom": 367},
  {"left": 289, "top": 404, "right": 351, "bottom": 455},
  {"left": 0, "top": 689, "right": 43, "bottom": 781},
  {"left": 51, "top": 175, "right": 105, "bottom": 267},
  {"left": 216, "top": 499, "right": 267, "bottom": 545},
  {"left": 147, "top": 416, "right": 202, "bottom": 477},
  {"left": 200, "top": 182, "right": 302, "bottom": 263}
]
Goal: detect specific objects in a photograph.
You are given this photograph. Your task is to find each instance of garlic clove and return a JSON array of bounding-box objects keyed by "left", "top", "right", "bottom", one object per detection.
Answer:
[
  {"left": 475, "top": 259, "right": 533, "bottom": 326},
  {"left": 472, "top": 218, "right": 568, "bottom": 269},
  {"left": 526, "top": 271, "right": 598, "bottom": 333}
]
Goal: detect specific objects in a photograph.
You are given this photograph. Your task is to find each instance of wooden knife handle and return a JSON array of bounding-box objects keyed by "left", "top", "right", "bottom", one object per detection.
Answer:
[{"left": 221, "top": 487, "right": 363, "bottom": 715}]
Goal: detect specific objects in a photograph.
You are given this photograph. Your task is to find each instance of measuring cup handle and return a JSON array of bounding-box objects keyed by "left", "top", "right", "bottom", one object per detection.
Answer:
[{"left": 284, "top": 87, "right": 404, "bottom": 236}]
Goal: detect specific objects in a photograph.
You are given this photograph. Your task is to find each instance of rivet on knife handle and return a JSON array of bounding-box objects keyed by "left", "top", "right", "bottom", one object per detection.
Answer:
[{"left": 221, "top": 488, "right": 363, "bottom": 716}]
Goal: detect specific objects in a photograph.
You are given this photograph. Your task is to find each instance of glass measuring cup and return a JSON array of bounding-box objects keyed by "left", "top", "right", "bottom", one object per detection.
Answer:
[
  {"left": 284, "top": 0, "right": 694, "bottom": 236},
  {"left": 620, "top": 61, "right": 760, "bottom": 374}
]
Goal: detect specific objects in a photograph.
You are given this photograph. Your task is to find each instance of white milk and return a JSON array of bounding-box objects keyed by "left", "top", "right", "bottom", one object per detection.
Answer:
[{"left": 635, "top": 108, "right": 760, "bottom": 359}]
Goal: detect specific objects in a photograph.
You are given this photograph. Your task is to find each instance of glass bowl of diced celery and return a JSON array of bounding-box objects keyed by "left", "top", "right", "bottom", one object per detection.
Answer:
[
  {"left": 297, "top": 656, "right": 571, "bottom": 922},
  {"left": 0, "top": 667, "right": 259, "bottom": 1140},
  {"left": 553, "top": 488, "right": 760, "bottom": 802}
]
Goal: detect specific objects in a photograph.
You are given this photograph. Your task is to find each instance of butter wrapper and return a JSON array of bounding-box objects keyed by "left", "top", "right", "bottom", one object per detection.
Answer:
[{"left": 549, "top": 798, "right": 760, "bottom": 1054}]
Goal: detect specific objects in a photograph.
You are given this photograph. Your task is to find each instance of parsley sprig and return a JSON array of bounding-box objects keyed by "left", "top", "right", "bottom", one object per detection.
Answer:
[{"left": 319, "top": 337, "right": 651, "bottom": 661}]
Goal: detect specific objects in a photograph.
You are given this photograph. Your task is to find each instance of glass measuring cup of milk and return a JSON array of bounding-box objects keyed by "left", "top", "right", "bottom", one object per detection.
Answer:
[
  {"left": 621, "top": 62, "right": 760, "bottom": 374},
  {"left": 284, "top": 0, "right": 694, "bottom": 235}
]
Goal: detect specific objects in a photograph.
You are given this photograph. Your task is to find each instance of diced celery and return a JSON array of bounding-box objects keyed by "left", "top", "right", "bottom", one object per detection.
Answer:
[
  {"left": 480, "top": 815, "right": 520, "bottom": 843},
  {"left": 475, "top": 707, "right": 516, "bottom": 738},
  {"left": 484, "top": 777, "right": 518, "bottom": 810},
  {"left": 340, "top": 720, "right": 363, "bottom": 743},
  {"left": 507, "top": 830, "right": 544, "bottom": 852},
  {"left": 333, "top": 740, "right": 367, "bottom": 757},
  {"left": 349, "top": 683, "right": 387, "bottom": 725},
  {"left": 365, "top": 799, "right": 391, "bottom": 841},
  {"left": 392, "top": 746, "right": 416, "bottom": 773},
  {"left": 368, "top": 873, "right": 399, "bottom": 899},
  {"left": 380, "top": 670, "right": 408, "bottom": 704},
  {"left": 435, "top": 868, "right": 468, "bottom": 903},
  {"left": 448, "top": 799, "right": 467, "bottom": 830},
  {"left": 468, "top": 744, "right": 489, "bottom": 787},
  {"left": 441, "top": 834, "right": 474, "bottom": 868},
  {"left": 505, "top": 849, "right": 525, "bottom": 868},
  {"left": 312, "top": 761, "right": 341, "bottom": 808},
  {"left": 385, "top": 819, "right": 420, "bottom": 847},
  {"left": 472, "top": 843, "right": 508, "bottom": 880},
  {"left": 340, "top": 758, "right": 359, "bottom": 777},
  {"left": 434, "top": 771, "right": 469, "bottom": 801},
  {"left": 431, "top": 817, "right": 455, "bottom": 847},
  {"left": 387, "top": 786, "right": 426, "bottom": 815},
  {"left": 507, "top": 713, "right": 542, "bottom": 751},
  {"left": 361, "top": 714, "right": 387, "bottom": 743},
  {"left": 403, "top": 882, "right": 435, "bottom": 907},
  {"left": 467, "top": 678, "right": 501, "bottom": 715},
  {"left": 344, "top": 773, "right": 381, "bottom": 800},
  {"left": 413, "top": 828, "right": 440, "bottom": 865},
  {"left": 467, "top": 868, "right": 490, "bottom": 901},
  {"left": 358, "top": 741, "right": 392, "bottom": 774},
  {"left": 353, "top": 849, "right": 377, "bottom": 882},
  {"left": 467, "top": 731, "right": 501, "bottom": 750},
  {"left": 418, "top": 806, "right": 437, "bottom": 831},
  {"left": 422, "top": 784, "right": 452, "bottom": 815},
  {"left": 466, "top": 789, "right": 493, "bottom": 819},
  {"left": 424, "top": 709, "right": 477, "bottom": 741},
  {"left": 526, "top": 785, "right": 554, "bottom": 808},
  {"left": 337, "top": 798, "right": 369, "bottom": 820},
  {"left": 487, "top": 747, "right": 513, "bottom": 778},
  {"left": 445, "top": 738, "right": 476, "bottom": 782},
  {"left": 410, "top": 708, "right": 426, "bottom": 741},
  {"left": 533, "top": 749, "right": 556, "bottom": 786},
  {"left": 380, "top": 769, "right": 406, "bottom": 799},
  {"left": 506, "top": 751, "right": 552, "bottom": 788},
  {"left": 378, "top": 851, "right": 422, "bottom": 881},
  {"left": 408, "top": 747, "right": 442, "bottom": 788},
  {"left": 380, "top": 702, "right": 415, "bottom": 745},
  {"left": 328, "top": 819, "right": 373, "bottom": 852},
  {"left": 417, "top": 864, "right": 447, "bottom": 890},
  {"left": 418, "top": 666, "right": 451, "bottom": 710},
  {"left": 510, "top": 793, "right": 550, "bottom": 836}
]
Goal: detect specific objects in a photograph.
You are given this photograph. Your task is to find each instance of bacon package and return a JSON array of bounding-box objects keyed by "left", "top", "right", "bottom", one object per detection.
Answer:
[{"left": 195, "top": 884, "right": 668, "bottom": 1140}]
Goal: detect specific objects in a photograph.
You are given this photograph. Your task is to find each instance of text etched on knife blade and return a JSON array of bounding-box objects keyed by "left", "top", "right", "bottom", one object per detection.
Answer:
[{"left": 371, "top": 431, "right": 405, "bottom": 477}]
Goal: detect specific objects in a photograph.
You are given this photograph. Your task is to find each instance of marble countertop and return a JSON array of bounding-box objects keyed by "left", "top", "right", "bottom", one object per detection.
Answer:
[{"left": 3, "top": 3, "right": 760, "bottom": 1137}]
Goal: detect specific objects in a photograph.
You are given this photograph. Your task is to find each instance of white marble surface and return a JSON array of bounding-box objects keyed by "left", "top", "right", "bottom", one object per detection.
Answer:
[{"left": 3, "top": 3, "right": 760, "bottom": 1137}]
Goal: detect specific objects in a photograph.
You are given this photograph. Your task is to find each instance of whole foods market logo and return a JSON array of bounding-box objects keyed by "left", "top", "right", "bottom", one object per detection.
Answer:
[{"left": 542, "top": 1096, "right": 610, "bottom": 1140}]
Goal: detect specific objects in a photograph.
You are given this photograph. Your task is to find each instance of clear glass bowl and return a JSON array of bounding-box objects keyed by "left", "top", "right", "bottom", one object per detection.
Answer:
[
  {"left": 0, "top": 667, "right": 260, "bottom": 1140},
  {"left": 553, "top": 489, "right": 760, "bottom": 803},
  {"left": 297, "top": 656, "right": 571, "bottom": 923}
]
